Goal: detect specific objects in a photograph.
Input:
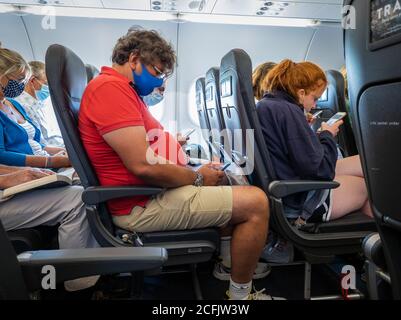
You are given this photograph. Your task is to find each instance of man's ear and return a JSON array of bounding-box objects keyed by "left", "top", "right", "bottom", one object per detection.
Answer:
[{"left": 128, "top": 52, "right": 140, "bottom": 70}]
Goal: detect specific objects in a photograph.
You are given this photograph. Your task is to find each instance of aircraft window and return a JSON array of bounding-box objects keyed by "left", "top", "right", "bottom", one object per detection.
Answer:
[
  {"left": 188, "top": 79, "right": 200, "bottom": 124},
  {"left": 318, "top": 88, "right": 328, "bottom": 102},
  {"left": 196, "top": 91, "right": 202, "bottom": 106},
  {"left": 42, "top": 98, "right": 62, "bottom": 137},
  {"left": 148, "top": 100, "right": 164, "bottom": 122},
  {"left": 205, "top": 85, "right": 214, "bottom": 102}
]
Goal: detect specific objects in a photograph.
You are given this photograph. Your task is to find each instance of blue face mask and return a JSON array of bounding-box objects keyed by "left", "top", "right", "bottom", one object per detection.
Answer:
[
  {"left": 2, "top": 79, "right": 25, "bottom": 98},
  {"left": 143, "top": 89, "right": 164, "bottom": 107},
  {"left": 132, "top": 63, "right": 164, "bottom": 97},
  {"left": 35, "top": 84, "right": 50, "bottom": 101}
]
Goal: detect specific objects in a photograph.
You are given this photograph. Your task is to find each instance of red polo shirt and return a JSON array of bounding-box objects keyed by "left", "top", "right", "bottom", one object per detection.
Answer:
[{"left": 79, "top": 67, "right": 188, "bottom": 216}]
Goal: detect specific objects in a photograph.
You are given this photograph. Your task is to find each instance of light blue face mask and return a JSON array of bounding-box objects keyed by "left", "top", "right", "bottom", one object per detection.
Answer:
[
  {"left": 35, "top": 84, "right": 50, "bottom": 101},
  {"left": 143, "top": 89, "right": 164, "bottom": 107}
]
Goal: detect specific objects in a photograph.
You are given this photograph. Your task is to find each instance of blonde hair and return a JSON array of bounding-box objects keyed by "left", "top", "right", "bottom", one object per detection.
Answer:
[
  {"left": 252, "top": 61, "right": 277, "bottom": 100},
  {"left": 0, "top": 43, "right": 30, "bottom": 79},
  {"left": 28, "top": 61, "right": 45, "bottom": 79},
  {"left": 267, "top": 59, "right": 327, "bottom": 103}
]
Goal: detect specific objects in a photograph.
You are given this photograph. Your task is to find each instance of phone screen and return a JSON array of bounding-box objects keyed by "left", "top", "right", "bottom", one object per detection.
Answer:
[
  {"left": 182, "top": 129, "right": 195, "bottom": 138},
  {"left": 327, "top": 113, "right": 346, "bottom": 126},
  {"left": 312, "top": 110, "right": 323, "bottom": 119}
]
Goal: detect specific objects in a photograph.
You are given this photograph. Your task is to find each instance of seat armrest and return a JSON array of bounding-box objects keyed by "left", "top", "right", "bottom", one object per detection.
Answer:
[
  {"left": 18, "top": 247, "right": 167, "bottom": 291},
  {"left": 82, "top": 186, "right": 164, "bottom": 205},
  {"left": 268, "top": 180, "right": 340, "bottom": 198}
]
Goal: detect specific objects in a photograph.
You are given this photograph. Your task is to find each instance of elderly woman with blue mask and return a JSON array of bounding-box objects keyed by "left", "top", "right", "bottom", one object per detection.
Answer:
[
  {"left": 0, "top": 46, "right": 70, "bottom": 168},
  {"left": 14, "top": 61, "right": 64, "bottom": 147}
]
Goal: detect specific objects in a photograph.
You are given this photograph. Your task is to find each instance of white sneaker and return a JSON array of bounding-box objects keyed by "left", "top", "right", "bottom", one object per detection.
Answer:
[
  {"left": 213, "top": 261, "right": 271, "bottom": 281},
  {"left": 226, "top": 287, "right": 286, "bottom": 300}
]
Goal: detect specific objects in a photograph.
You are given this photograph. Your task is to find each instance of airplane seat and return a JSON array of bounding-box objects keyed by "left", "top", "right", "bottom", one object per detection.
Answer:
[
  {"left": 195, "top": 77, "right": 213, "bottom": 157},
  {"left": 196, "top": 77, "right": 211, "bottom": 141},
  {"left": 362, "top": 233, "right": 390, "bottom": 299},
  {"left": 0, "top": 218, "right": 167, "bottom": 300},
  {"left": 45, "top": 44, "right": 219, "bottom": 298},
  {"left": 7, "top": 228, "right": 45, "bottom": 255},
  {"left": 344, "top": 0, "right": 401, "bottom": 299},
  {"left": 85, "top": 64, "right": 99, "bottom": 83},
  {"left": 314, "top": 70, "right": 358, "bottom": 157},
  {"left": 219, "top": 48, "right": 375, "bottom": 299},
  {"left": 7, "top": 225, "right": 59, "bottom": 255},
  {"left": 205, "top": 67, "right": 227, "bottom": 159}
]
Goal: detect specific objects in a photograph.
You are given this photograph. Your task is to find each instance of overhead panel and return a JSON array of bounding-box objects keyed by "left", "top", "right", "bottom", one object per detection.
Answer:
[
  {"left": 71, "top": 0, "right": 103, "bottom": 7},
  {"left": 212, "top": 0, "right": 343, "bottom": 21},
  {"left": 101, "top": 0, "right": 150, "bottom": 10},
  {"left": 0, "top": 0, "right": 103, "bottom": 7},
  {"left": 149, "top": 0, "right": 216, "bottom": 13}
]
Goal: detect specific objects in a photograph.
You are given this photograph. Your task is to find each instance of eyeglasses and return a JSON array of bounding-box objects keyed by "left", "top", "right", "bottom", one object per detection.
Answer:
[{"left": 150, "top": 64, "right": 172, "bottom": 80}]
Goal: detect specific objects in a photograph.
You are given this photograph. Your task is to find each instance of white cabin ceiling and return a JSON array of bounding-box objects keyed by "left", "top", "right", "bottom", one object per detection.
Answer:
[{"left": 0, "top": 0, "right": 344, "bottom": 22}]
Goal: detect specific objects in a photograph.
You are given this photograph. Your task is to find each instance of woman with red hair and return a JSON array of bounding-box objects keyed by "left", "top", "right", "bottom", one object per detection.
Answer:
[{"left": 257, "top": 59, "right": 372, "bottom": 224}]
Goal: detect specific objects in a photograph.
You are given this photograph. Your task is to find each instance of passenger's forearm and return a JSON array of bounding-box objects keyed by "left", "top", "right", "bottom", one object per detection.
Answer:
[
  {"left": 133, "top": 152, "right": 196, "bottom": 188},
  {"left": 137, "top": 163, "right": 197, "bottom": 188},
  {"left": 0, "top": 165, "right": 25, "bottom": 175},
  {"left": 25, "top": 155, "right": 47, "bottom": 168},
  {"left": 44, "top": 146, "right": 65, "bottom": 155}
]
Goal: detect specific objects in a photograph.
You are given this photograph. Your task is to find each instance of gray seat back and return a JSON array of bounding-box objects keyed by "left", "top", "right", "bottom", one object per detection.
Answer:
[
  {"left": 345, "top": 0, "right": 401, "bottom": 299},
  {"left": 315, "top": 70, "right": 358, "bottom": 156}
]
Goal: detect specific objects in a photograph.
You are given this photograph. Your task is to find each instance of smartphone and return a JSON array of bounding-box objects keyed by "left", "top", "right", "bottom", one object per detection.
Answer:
[
  {"left": 312, "top": 110, "right": 324, "bottom": 119},
  {"left": 326, "top": 112, "right": 347, "bottom": 126},
  {"left": 181, "top": 128, "right": 196, "bottom": 139}
]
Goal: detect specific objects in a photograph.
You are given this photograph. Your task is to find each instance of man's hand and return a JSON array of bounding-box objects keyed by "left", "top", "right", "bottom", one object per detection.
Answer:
[
  {"left": 320, "top": 120, "right": 344, "bottom": 137},
  {"left": 197, "top": 164, "right": 226, "bottom": 186},
  {"left": 1, "top": 168, "right": 54, "bottom": 189},
  {"left": 176, "top": 133, "right": 189, "bottom": 147},
  {"left": 54, "top": 150, "right": 68, "bottom": 157},
  {"left": 50, "top": 156, "right": 72, "bottom": 168},
  {"left": 306, "top": 112, "right": 317, "bottom": 126}
]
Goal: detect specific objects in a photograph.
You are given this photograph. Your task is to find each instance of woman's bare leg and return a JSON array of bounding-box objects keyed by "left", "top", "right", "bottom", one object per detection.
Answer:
[
  {"left": 331, "top": 175, "right": 372, "bottom": 220},
  {"left": 336, "top": 155, "right": 364, "bottom": 178}
]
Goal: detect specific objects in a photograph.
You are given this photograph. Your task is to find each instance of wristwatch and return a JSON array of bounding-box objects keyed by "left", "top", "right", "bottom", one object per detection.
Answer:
[{"left": 193, "top": 172, "right": 204, "bottom": 187}]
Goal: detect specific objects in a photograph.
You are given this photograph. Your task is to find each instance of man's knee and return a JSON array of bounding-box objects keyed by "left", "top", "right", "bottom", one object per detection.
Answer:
[
  {"left": 233, "top": 186, "right": 269, "bottom": 220},
  {"left": 58, "top": 186, "right": 86, "bottom": 222}
]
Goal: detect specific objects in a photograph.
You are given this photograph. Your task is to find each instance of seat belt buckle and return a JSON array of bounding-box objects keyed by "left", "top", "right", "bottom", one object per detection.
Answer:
[
  {"left": 133, "top": 232, "right": 144, "bottom": 247},
  {"left": 122, "top": 232, "right": 144, "bottom": 247}
]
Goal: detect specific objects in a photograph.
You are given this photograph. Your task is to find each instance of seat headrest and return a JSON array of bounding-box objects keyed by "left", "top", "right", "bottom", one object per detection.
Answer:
[
  {"left": 206, "top": 67, "right": 220, "bottom": 84},
  {"left": 85, "top": 64, "right": 100, "bottom": 83},
  {"left": 45, "top": 44, "right": 87, "bottom": 120}
]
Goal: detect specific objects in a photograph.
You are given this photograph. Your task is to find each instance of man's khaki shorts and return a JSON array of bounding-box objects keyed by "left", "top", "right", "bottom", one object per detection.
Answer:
[{"left": 112, "top": 185, "right": 233, "bottom": 233}]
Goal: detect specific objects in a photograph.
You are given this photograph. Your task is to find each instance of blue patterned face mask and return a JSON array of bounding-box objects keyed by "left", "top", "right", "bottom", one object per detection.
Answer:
[{"left": 1, "top": 79, "right": 25, "bottom": 98}]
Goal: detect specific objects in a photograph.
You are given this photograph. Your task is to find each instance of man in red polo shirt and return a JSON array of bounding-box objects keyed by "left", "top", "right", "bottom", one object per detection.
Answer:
[{"left": 79, "top": 29, "right": 277, "bottom": 300}]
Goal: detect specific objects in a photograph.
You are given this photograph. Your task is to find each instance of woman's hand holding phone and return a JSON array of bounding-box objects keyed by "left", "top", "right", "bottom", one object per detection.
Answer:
[{"left": 320, "top": 120, "right": 343, "bottom": 137}]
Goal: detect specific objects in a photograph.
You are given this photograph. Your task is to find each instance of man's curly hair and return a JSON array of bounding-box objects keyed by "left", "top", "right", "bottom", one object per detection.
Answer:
[{"left": 112, "top": 29, "right": 176, "bottom": 74}]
